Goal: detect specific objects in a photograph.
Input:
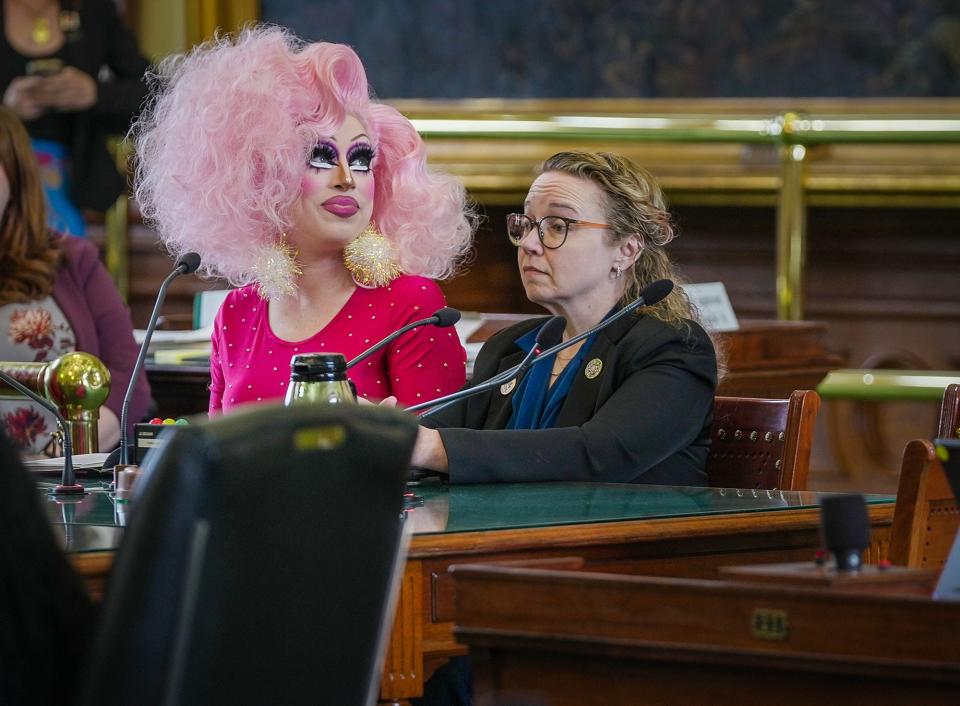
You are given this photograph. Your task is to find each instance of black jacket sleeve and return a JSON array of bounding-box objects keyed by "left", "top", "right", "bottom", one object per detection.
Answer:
[{"left": 434, "top": 317, "right": 717, "bottom": 485}]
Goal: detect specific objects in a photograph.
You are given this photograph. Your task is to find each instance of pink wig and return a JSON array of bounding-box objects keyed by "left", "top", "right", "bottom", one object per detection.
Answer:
[{"left": 133, "top": 26, "right": 474, "bottom": 287}]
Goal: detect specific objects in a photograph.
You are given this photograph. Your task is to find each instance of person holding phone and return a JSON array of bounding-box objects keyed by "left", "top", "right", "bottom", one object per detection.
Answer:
[{"left": 0, "top": 0, "right": 149, "bottom": 235}]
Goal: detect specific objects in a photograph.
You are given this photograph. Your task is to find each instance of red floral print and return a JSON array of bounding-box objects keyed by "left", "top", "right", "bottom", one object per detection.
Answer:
[
  {"left": 8, "top": 307, "right": 54, "bottom": 357},
  {"left": 3, "top": 407, "right": 49, "bottom": 448}
]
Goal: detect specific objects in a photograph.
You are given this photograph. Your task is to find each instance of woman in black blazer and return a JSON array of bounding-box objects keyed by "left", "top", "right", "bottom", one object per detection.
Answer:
[{"left": 410, "top": 151, "right": 720, "bottom": 485}]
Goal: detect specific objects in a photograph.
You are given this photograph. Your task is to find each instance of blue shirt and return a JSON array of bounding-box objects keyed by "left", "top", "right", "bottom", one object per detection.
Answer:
[{"left": 505, "top": 324, "right": 599, "bottom": 430}]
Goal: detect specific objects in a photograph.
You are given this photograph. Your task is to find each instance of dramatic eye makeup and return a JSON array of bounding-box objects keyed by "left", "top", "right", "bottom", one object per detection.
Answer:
[
  {"left": 308, "top": 141, "right": 338, "bottom": 170},
  {"left": 346, "top": 142, "right": 375, "bottom": 172}
]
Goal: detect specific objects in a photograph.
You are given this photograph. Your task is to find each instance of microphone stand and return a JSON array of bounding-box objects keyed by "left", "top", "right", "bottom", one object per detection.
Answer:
[
  {"left": 414, "top": 316, "right": 565, "bottom": 419},
  {"left": 346, "top": 307, "right": 461, "bottom": 369},
  {"left": 119, "top": 254, "right": 200, "bottom": 466},
  {"left": 407, "top": 278, "right": 674, "bottom": 417},
  {"left": 407, "top": 296, "right": 650, "bottom": 416},
  {"left": 0, "top": 369, "right": 81, "bottom": 495}
]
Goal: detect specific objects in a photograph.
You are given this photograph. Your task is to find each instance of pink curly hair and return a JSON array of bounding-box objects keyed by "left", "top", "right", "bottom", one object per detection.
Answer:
[{"left": 133, "top": 26, "right": 474, "bottom": 287}]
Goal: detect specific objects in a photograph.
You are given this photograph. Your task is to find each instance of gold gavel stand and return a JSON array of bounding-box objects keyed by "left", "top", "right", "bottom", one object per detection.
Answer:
[{"left": 0, "top": 352, "right": 111, "bottom": 454}]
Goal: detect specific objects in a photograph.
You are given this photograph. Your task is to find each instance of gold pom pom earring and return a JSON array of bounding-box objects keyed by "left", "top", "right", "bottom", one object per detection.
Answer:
[
  {"left": 253, "top": 232, "right": 302, "bottom": 300},
  {"left": 343, "top": 226, "right": 401, "bottom": 288}
]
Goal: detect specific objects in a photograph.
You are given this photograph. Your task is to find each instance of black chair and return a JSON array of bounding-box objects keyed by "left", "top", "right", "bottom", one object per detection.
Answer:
[
  {"left": 79, "top": 403, "right": 418, "bottom": 706},
  {"left": 0, "top": 428, "right": 95, "bottom": 706}
]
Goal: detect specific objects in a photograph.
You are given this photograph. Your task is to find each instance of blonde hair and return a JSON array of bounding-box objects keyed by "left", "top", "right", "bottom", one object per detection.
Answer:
[{"left": 538, "top": 151, "right": 725, "bottom": 371}]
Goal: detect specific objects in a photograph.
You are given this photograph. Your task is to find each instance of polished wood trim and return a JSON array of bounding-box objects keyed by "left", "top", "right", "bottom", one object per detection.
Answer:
[
  {"left": 379, "top": 562, "right": 423, "bottom": 700},
  {"left": 68, "top": 551, "right": 114, "bottom": 602},
  {"left": 409, "top": 504, "right": 891, "bottom": 558},
  {"left": 453, "top": 562, "right": 960, "bottom": 705},
  {"left": 939, "top": 383, "right": 960, "bottom": 440},
  {"left": 889, "top": 439, "right": 960, "bottom": 569}
]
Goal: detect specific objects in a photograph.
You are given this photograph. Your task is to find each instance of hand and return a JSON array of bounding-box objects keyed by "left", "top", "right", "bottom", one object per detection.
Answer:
[
  {"left": 411, "top": 427, "right": 448, "bottom": 473},
  {"left": 3, "top": 76, "right": 45, "bottom": 120},
  {"left": 30, "top": 67, "right": 98, "bottom": 112},
  {"left": 355, "top": 395, "right": 397, "bottom": 407}
]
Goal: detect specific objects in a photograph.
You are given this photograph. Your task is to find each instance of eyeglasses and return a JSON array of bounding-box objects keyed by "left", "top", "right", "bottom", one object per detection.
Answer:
[{"left": 506, "top": 213, "right": 611, "bottom": 249}]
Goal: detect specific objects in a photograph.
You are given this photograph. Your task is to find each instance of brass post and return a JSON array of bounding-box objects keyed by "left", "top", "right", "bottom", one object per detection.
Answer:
[
  {"left": 775, "top": 113, "right": 808, "bottom": 320},
  {"left": 0, "top": 353, "right": 111, "bottom": 454},
  {"left": 104, "top": 136, "right": 130, "bottom": 301}
]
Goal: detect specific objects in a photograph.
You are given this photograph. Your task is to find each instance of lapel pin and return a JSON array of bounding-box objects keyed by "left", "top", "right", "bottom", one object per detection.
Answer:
[
  {"left": 500, "top": 379, "right": 517, "bottom": 395},
  {"left": 584, "top": 359, "right": 603, "bottom": 379}
]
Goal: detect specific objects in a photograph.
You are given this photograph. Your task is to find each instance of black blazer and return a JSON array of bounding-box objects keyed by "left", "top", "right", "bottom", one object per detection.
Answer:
[{"left": 423, "top": 313, "right": 717, "bottom": 485}]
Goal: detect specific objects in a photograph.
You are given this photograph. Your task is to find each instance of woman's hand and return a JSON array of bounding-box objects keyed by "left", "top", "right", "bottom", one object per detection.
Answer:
[
  {"left": 354, "top": 396, "right": 446, "bottom": 471},
  {"left": 3, "top": 76, "right": 45, "bottom": 120},
  {"left": 29, "top": 68, "right": 98, "bottom": 112},
  {"left": 411, "top": 427, "right": 448, "bottom": 473},
  {"left": 356, "top": 394, "right": 397, "bottom": 407}
]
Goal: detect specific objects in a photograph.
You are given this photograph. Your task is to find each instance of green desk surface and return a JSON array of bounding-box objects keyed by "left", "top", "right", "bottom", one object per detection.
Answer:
[
  {"left": 817, "top": 368, "right": 960, "bottom": 401},
  {"left": 40, "top": 478, "right": 894, "bottom": 555}
]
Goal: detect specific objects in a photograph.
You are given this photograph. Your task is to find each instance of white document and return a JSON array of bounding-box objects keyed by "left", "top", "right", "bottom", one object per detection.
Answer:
[
  {"left": 684, "top": 282, "right": 739, "bottom": 332},
  {"left": 24, "top": 452, "right": 110, "bottom": 471}
]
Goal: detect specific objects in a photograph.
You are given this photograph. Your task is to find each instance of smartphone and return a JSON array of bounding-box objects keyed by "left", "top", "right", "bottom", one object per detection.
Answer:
[{"left": 25, "top": 58, "right": 64, "bottom": 78}]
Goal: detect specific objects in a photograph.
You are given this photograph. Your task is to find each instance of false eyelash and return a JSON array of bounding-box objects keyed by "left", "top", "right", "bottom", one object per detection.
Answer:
[
  {"left": 308, "top": 141, "right": 338, "bottom": 169},
  {"left": 345, "top": 143, "right": 376, "bottom": 171}
]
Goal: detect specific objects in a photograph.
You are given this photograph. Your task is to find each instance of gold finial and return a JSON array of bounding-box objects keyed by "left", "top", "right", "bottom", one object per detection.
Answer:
[{"left": 44, "top": 351, "right": 111, "bottom": 413}]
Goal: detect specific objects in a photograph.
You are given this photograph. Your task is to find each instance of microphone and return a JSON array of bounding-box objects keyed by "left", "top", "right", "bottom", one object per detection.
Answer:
[
  {"left": 0, "top": 369, "right": 81, "bottom": 495},
  {"left": 414, "top": 316, "right": 565, "bottom": 419},
  {"left": 118, "top": 252, "right": 201, "bottom": 466},
  {"left": 819, "top": 494, "right": 870, "bottom": 572},
  {"left": 345, "top": 306, "right": 461, "bottom": 369},
  {"left": 514, "top": 315, "right": 566, "bottom": 382},
  {"left": 408, "top": 279, "right": 674, "bottom": 415}
]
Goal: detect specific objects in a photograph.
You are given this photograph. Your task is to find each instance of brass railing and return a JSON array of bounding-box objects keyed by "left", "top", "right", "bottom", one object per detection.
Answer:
[
  {"left": 105, "top": 99, "right": 960, "bottom": 320},
  {"left": 397, "top": 100, "right": 960, "bottom": 320}
]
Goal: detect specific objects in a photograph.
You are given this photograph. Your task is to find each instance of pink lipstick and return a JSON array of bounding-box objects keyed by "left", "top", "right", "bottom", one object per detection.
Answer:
[{"left": 322, "top": 196, "right": 359, "bottom": 217}]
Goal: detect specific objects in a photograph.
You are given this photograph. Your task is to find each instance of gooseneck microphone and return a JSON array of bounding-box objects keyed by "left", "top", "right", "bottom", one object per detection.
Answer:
[
  {"left": 0, "top": 370, "right": 80, "bottom": 495},
  {"left": 513, "top": 315, "right": 566, "bottom": 383},
  {"left": 118, "top": 252, "right": 202, "bottom": 465},
  {"left": 413, "top": 316, "right": 565, "bottom": 419},
  {"left": 346, "top": 306, "right": 461, "bottom": 369},
  {"left": 408, "top": 279, "right": 674, "bottom": 416}
]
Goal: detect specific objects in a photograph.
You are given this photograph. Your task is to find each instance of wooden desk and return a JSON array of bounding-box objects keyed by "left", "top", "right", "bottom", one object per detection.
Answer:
[
  {"left": 452, "top": 561, "right": 960, "bottom": 706},
  {"left": 52, "top": 483, "right": 894, "bottom": 705},
  {"left": 716, "top": 320, "right": 842, "bottom": 398}
]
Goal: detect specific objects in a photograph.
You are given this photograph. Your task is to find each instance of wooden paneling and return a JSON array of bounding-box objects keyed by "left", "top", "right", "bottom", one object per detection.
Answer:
[{"left": 453, "top": 562, "right": 960, "bottom": 706}]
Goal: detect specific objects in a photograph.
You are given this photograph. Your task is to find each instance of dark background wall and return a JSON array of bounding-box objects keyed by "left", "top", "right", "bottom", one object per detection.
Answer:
[{"left": 262, "top": 0, "right": 960, "bottom": 98}]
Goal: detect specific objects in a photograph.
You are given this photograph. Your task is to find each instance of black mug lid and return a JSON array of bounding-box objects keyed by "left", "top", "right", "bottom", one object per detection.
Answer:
[{"left": 290, "top": 353, "right": 347, "bottom": 377}]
